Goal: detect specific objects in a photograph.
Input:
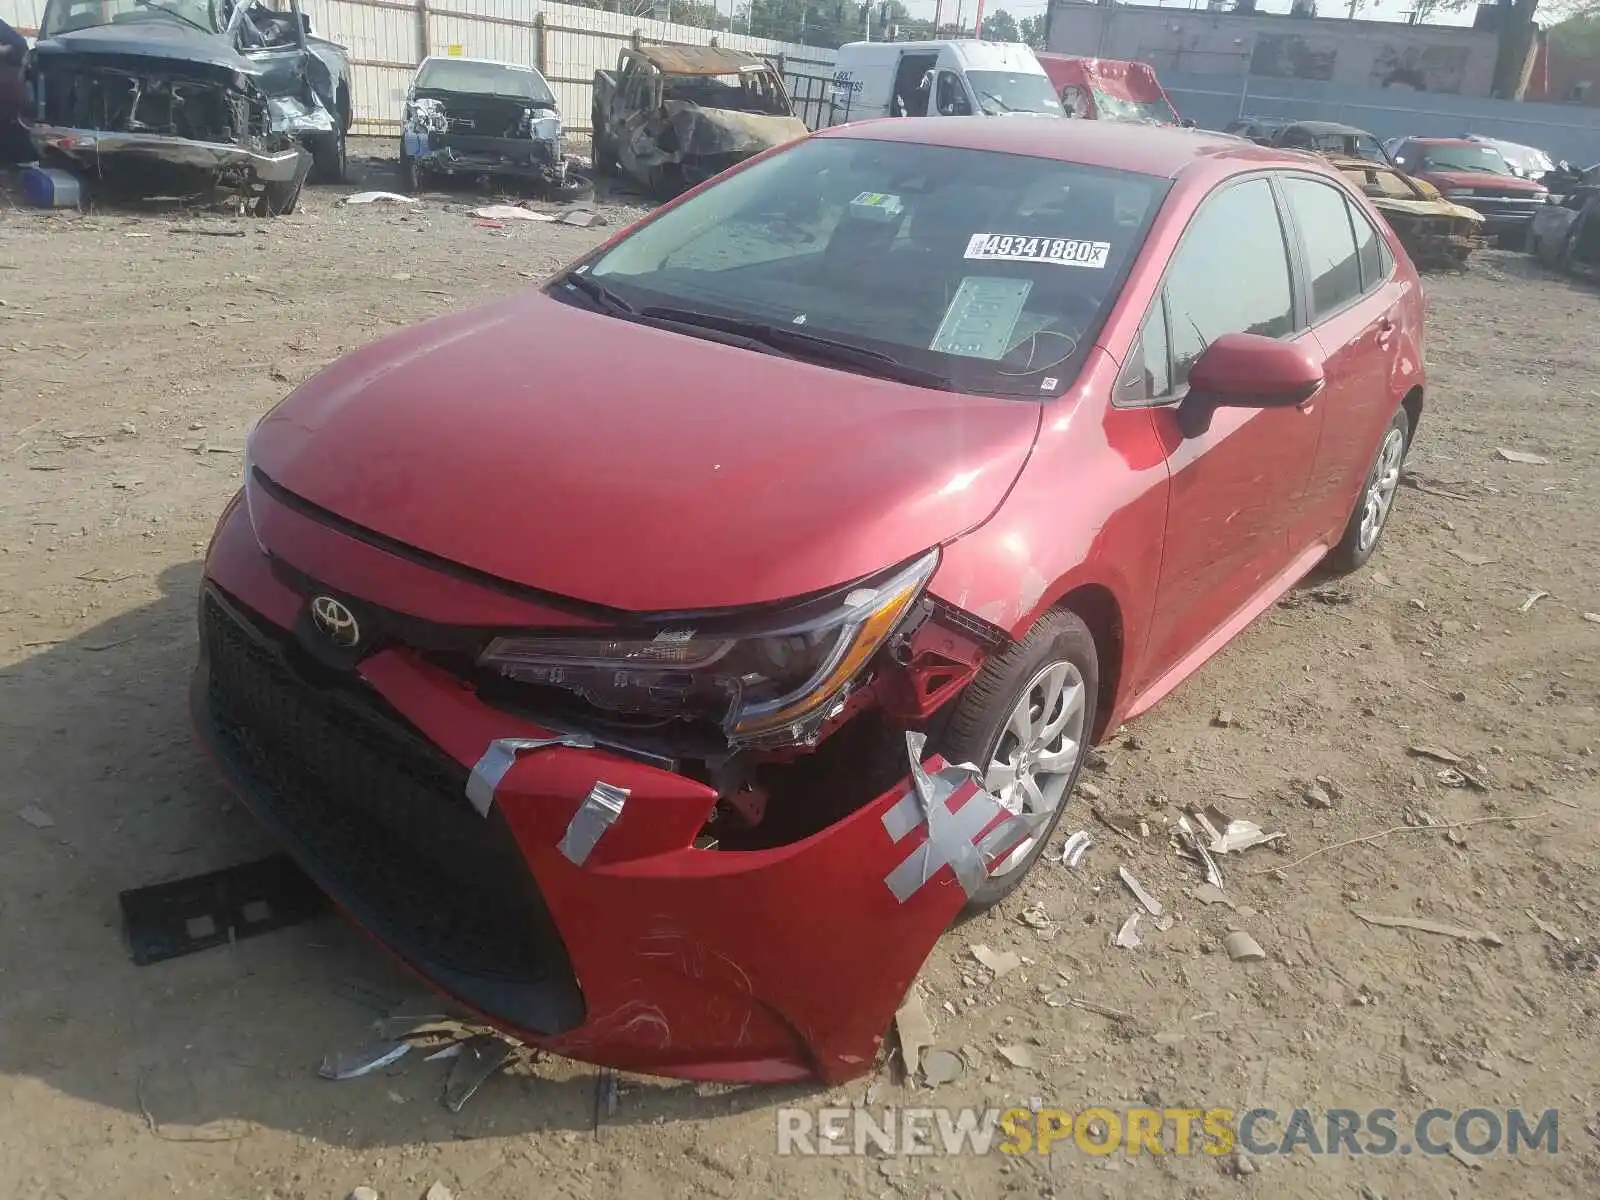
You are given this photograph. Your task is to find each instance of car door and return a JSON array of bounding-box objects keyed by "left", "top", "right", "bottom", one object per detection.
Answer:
[
  {"left": 1276, "top": 174, "right": 1403, "bottom": 551},
  {"left": 1124, "top": 174, "right": 1326, "bottom": 696}
]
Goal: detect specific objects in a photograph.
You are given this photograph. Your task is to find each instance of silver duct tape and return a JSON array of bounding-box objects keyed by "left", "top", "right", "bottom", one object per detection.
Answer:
[
  {"left": 466, "top": 733, "right": 597, "bottom": 817},
  {"left": 883, "top": 732, "right": 1033, "bottom": 903},
  {"left": 559, "top": 781, "right": 629, "bottom": 866}
]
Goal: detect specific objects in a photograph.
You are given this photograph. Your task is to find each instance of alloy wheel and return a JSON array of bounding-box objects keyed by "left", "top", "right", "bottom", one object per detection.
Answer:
[
  {"left": 982, "top": 659, "right": 1088, "bottom": 878},
  {"left": 1358, "top": 427, "right": 1406, "bottom": 553}
]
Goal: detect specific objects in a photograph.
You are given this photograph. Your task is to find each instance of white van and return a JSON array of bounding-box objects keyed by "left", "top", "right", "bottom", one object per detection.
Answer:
[{"left": 828, "top": 39, "right": 1063, "bottom": 124}]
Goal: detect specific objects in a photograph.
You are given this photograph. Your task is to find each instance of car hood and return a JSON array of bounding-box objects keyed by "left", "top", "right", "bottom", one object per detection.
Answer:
[
  {"left": 248, "top": 292, "right": 1043, "bottom": 613},
  {"left": 32, "top": 18, "right": 257, "bottom": 76},
  {"left": 1416, "top": 167, "right": 1545, "bottom": 192}
]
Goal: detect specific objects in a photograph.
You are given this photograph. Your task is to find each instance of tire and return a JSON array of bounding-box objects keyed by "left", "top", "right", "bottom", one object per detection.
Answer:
[
  {"left": 1523, "top": 222, "right": 1539, "bottom": 256},
  {"left": 1325, "top": 406, "right": 1411, "bottom": 574},
  {"left": 254, "top": 154, "right": 309, "bottom": 216},
  {"left": 308, "top": 124, "right": 346, "bottom": 184},
  {"left": 399, "top": 141, "right": 422, "bottom": 193},
  {"left": 933, "top": 608, "right": 1100, "bottom": 914}
]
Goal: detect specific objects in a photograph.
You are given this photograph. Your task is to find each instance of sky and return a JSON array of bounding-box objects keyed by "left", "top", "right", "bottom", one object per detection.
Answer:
[{"left": 901, "top": 0, "right": 1475, "bottom": 30}]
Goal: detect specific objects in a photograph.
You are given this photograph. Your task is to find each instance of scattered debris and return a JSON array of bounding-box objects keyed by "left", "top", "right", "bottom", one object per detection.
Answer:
[
  {"left": 1583, "top": 612, "right": 1600, "bottom": 624},
  {"left": 170, "top": 226, "right": 247, "bottom": 238},
  {"left": 1212, "top": 708, "right": 1236, "bottom": 727},
  {"left": 469, "top": 205, "right": 556, "bottom": 222},
  {"left": 596, "top": 1067, "right": 619, "bottom": 1119},
  {"left": 443, "top": 1035, "right": 512, "bottom": 1113},
  {"left": 1224, "top": 931, "right": 1266, "bottom": 962},
  {"left": 1519, "top": 589, "right": 1549, "bottom": 613},
  {"left": 1018, "top": 903, "right": 1055, "bottom": 932},
  {"left": 559, "top": 209, "right": 608, "bottom": 227},
  {"left": 1402, "top": 473, "right": 1475, "bottom": 502},
  {"left": 1495, "top": 447, "right": 1549, "bottom": 465},
  {"left": 1449, "top": 549, "right": 1496, "bottom": 566},
  {"left": 17, "top": 804, "right": 55, "bottom": 829},
  {"left": 1263, "top": 809, "right": 1551, "bottom": 874},
  {"left": 1043, "top": 993, "right": 1136, "bottom": 1023},
  {"left": 1302, "top": 782, "right": 1334, "bottom": 809},
  {"left": 997, "top": 1044, "right": 1039, "bottom": 1070},
  {"left": 1092, "top": 806, "right": 1146, "bottom": 841},
  {"left": 1191, "top": 883, "right": 1235, "bottom": 909},
  {"left": 425, "top": 1184, "right": 457, "bottom": 1200},
  {"left": 1059, "top": 828, "right": 1094, "bottom": 867},
  {"left": 969, "top": 944, "right": 1022, "bottom": 978},
  {"left": 1407, "top": 744, "right": 1463, "bottom": 765},
  {"left": 893, "top": 988, "right": 934, "bottom": 1078},
  {"left": 1527, "top": 910, "right": 1566, "bottom": 941},
  {"left": 1113, "top": 912, "right": 1143, "bottom": 949},
  {"left": 1447, "top": 1144, "right": 1482, "bottom": 1172},
  {"left": 1352, "top": 910, "right": 1504, "bottom": 947},
  {"left": 343, "top": 192, "right": 420, "bottom": 205},
  {"left": 318, "top": 1040, "right": 411, "bottom": 1081},
  {"left": 1208, "top": 817, "right": 1285, "bottom": 855},
  {"left": 921, "top": 1048, "right": 964, "bottom": 1086},
  {"left": 1118, "top": 867, "right": 1164, "bottom": 917},
  {"left": 348, "top": 1188, "right": 378, "bottom": 1200}
]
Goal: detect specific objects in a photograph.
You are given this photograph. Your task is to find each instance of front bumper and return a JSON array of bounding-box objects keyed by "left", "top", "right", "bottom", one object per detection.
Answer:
[
  {"left": 417, "top": 133, "right": 565, "bottom": 181},
  {"left": 192, "top": 494, "right": 995, "bottom": 1083},
  {"left": 29, "top": 124, "right": 308, "bottom": 182}
]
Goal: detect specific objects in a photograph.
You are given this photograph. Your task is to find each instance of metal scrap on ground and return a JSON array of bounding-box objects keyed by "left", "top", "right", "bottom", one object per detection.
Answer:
[{"left": 1352, "top": 910, "right": 1504, "bottom": 947}]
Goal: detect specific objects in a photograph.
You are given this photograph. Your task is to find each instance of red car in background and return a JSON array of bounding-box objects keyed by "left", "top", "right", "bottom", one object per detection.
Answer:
[
  {"left": 194, "top": 118, "right": 1426, "bottom": 1085},
  {"left": 1388, "top": 136, "right": 1548, "bottom": 245}
]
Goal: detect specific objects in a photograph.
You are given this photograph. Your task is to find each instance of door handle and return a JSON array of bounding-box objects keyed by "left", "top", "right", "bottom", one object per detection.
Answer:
[{"left": 1376, "top": 318, "right": 1396, "bottom": 348}]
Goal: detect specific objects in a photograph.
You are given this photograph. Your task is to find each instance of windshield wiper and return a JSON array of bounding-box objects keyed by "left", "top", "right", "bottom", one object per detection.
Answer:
[
  {"left": 561, "top": 270, "right": 635, "bottom": 315},
  {"left": 976, "top": 90, "right": 1016, "bottom": 114},
  {"left": 639, "top": 306, "right": 954, "bottom": 389}
]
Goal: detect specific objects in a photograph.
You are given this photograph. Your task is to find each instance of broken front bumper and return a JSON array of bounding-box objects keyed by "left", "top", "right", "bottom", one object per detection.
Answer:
[
  {"left": 29, "top": 124, "right": 307, "bottom": 182},
  {"left": 191, "top": 495, "right": 1010, "bottom": 1083},
  {"left": 416, "top": 133, "right": 565, "bottom": 181}
]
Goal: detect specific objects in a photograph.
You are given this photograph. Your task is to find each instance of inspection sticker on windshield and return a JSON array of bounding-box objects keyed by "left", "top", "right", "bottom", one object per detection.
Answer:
[
  {"left": 850, "top": 191, "right": 904, "bottom": 223},
  {"left": 964, "top": 234, "right": 1111, "bottom": 269}
]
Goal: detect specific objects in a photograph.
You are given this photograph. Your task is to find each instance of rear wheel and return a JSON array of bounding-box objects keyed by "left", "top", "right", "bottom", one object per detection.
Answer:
[
  {"left": 933, "top": 609, "right": 1099, "bottom": 915},
  {"left": 1325, "top": 406, "right": 1410, "bottom": 574}
]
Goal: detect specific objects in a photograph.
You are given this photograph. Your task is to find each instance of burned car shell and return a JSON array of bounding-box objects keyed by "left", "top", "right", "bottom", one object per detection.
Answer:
[
  {"left": 399, "top": 55, "right": 566, "bottom": 189},
  {"left": 591, "top": 44, "right": 809, "bottom": 194},
  {"left": 1527, "top": 182, "right": 1600, "bottom": 272},
  {"left": 1325, "top": 155, "right": 1486, "bottom": 268},
  {"left": 25, "top": 0, "right": 352, "bottom": 204}
]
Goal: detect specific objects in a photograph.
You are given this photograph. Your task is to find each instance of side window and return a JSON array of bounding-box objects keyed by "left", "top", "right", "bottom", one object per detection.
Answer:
[
  {"left": 935, "top": 71, "right": 971, "bottom": 116},
  {"left": 1140, "top": 298, "right": 1171, "bottom": 398},
  {"left": 1349, "top": 199, "right": 1387, "bottom": 291},
  {"left": 1282, "top": 177, "right": 1363, "bottom": 319},
  {"left": 1164, "top": 177, "right": 1295, "bottom": 389}
]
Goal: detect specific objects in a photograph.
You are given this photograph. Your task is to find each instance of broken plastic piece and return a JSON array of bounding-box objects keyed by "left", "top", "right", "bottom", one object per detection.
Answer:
[
  {"left": 893, "top": 987, "right": 934, "bottom": 1077},
  {"left": 1113, "top": 912, "right": 1142, "bottom": 949},
  {"left": 997, "top": 1044, "right": 1038, "bottom": 1070},
  {"left": 558, "top": 781, "right": 629, "bottom": 865},
  {"left": 921, "top": 1048, "right": 964, "bottom": 1086},
  {"left": 1209, "top": 819, "right": 1285, "bottom": 855},
  {"left": 444, "top": 1034, "right": 513, "bottom": 1112},
  {"left": 1059, "top": 828, "right": 1093, "bottom": 867},
  {"left": 1223, "top": 931, "right": 1266, "bottom": 962},
  {"left": 467, "top": 733, "right": 597, "bottom": 816},
  {"left": 969, "top": 944, "right": 1022, "bottom": 977},
  {"left": 344, "top": 191, "right": 420, "bottom": 204},
  {"left": 319, "top": 1040, "right": 412, "bottom": 1080},
  {"left": 470, "top": 204, "right": 556, "bottom": 221},
  {"left": 1118, "top": 867, "right": 1163, "bottom": 917}
]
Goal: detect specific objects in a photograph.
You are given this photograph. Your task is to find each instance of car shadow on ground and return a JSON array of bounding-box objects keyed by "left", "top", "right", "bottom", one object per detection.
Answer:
[{"left": 0, "top": 560, "right": 821, "bottom": 1147}]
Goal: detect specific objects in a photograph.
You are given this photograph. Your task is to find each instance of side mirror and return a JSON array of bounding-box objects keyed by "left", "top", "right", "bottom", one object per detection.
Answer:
[{"left": 1177, "top": 333, "right": 1324, "bottom": 437}]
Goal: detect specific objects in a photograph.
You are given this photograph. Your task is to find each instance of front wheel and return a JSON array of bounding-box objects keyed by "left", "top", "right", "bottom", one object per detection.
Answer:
[
  {"left": 308, "top": 125, "right": 345, "bottom": 184},
  {"left": 933, "top": 608, "right": 1099, "bottom": 914},
  {"left": 1325, "top": 406, "right": 1410, "bottom": 574}
]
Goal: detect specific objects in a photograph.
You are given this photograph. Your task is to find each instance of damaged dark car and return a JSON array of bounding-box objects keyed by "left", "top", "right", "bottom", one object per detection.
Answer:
[
  {"left": 25, "top": 0, "right": 352, "bottom": 214},
  {"left": 399, "top": 55, "right": 571, "bottom": 193}
]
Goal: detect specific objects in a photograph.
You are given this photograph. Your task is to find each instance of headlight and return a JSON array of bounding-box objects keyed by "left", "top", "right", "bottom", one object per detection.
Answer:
[
  {"left": 412, "top": 97, "right": 448, "bottom": 133},
  {"left": 478, "top": 549, "right": 939, "bottom": 744},
  {"left": 531, "top": 115, "right": 562, "bottom": 142},
  {"left": 1443, "top": 189, "right": 1475, "bottom": 198}
]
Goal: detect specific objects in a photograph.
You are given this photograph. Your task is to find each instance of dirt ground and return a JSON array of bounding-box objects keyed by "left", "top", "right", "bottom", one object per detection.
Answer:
[{"left": 1, "top": 143, "right": 1597, "bottom": 1200}]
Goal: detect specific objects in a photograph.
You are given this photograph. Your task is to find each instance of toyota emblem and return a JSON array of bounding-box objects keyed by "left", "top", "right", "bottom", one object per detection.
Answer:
[{"left": 310, "top": 595, "right": 361, "bottom": 649}]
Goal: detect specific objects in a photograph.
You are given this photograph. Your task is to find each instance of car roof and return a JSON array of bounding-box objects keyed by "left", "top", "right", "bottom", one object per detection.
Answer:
[
  {"left": 629, "top": 44, "right": 767, "bottom": 74},
  {"left": 417, "top": 55, "right": 544, "bottom": 73},
  {"left": 821, "top": 117, "right": 1287, "bottom": 180},
  {"left": 1282, "top": 120, "right": 1373, "bottom": 137},
  {"left": 1405, "top": 137, "right": 1479, "bottom": 147}
]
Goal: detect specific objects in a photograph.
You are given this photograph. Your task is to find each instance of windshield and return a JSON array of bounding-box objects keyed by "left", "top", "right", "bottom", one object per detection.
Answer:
[
  {"left": 1090, "top": 90, "right": 1176, "bottom": 125},
  {"left": 659, "top": 69, "right": 790, "bottom": 116},
  {"left": 965, "top": 70, "right": 1063, "bottom": 116},
  {"left": 1416, "top": 145, "right": 1511, "bottom": 175},
  {"left": 572, "top": 137, "right": 1167, "bottom": 398},
  {"left": 415, "top": 59, "right": 557, "bottom": 106},
  {"left": 41, "top": 0, "right": 223, "bottom": 36}
]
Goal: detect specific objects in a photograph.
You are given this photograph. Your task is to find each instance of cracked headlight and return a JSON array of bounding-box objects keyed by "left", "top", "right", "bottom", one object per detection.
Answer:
[
  {"left": 478, "top": 549, "right": 939, "bottom": 743},
  {"left": 412, "top": 97, "right": 448, "bottom": 133},
  {"left": 529, "top": 114, "right": 562, "bottom": 142}
]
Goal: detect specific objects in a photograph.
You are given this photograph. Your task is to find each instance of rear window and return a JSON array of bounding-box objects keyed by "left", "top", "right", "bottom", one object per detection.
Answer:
[{"left": 578, "top": 137, "right": 1169, "bottom": 398}]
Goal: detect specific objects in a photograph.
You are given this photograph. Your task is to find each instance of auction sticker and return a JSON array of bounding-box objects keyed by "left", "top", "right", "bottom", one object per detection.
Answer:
[{"left": 964, "top": 234, "right": 1111, "bottom": 269}]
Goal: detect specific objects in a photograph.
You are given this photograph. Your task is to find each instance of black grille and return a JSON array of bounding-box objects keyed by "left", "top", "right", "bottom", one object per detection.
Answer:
[{"left": 196, "top": 587, "right": 584, "bottom": 1034}]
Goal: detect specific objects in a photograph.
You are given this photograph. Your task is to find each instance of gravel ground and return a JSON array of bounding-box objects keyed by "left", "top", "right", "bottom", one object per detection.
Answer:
[{"left": 1, "top": 147, "right": 1597, "bottom": 1200}]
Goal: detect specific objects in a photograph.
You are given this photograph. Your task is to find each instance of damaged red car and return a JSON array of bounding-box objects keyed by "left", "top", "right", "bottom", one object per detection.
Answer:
[{"left": 194, "top": 118, "right": 1426, "bottom": 1085}]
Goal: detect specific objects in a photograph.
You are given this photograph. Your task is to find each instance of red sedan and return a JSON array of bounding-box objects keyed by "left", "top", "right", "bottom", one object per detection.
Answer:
[{"left": 195, "top": 118, "right": 1425, "bottom": 1085}]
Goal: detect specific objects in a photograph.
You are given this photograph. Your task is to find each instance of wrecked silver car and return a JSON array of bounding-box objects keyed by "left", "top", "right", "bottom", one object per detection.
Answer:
[
  {"left": 25, "top": 0, "right": 352, "bottom": 215},
  {"left": 399, "top": 55, "right": 570, "bottom": 193},
  {"left": 591, "top": 45, "right": 810, "bottom": 197}
]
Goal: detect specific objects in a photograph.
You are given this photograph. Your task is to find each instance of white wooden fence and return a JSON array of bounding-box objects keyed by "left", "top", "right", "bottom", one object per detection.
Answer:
[{"left": 0, "top": 0, "right": 840, "bottom": 137}]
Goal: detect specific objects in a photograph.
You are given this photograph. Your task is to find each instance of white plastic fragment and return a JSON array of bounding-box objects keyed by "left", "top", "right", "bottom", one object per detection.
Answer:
[
  {"left": 1058, "top": 828, "right": 1093, "bottom": 867},
  {"left": 469, "top": 204, "right": 556, "bottom": 221},
  {"left": 319, "top": 1040, "right": 412, "bottom": 1080},
  {"left": 1118, "top": 867, "right": 1164, "bottom": 917},
  {"left": 1113, "top": 912, "right": 1143, "bottom": 949},
  {"left": 969, "top": 944, "right": 1022, "bottom": 978},
  {"left": 343, "top": 191, "right": 420, "bottom": 204},
  {"left": 1224, "top": 931, "right": 1266, "bottom": 962}
]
